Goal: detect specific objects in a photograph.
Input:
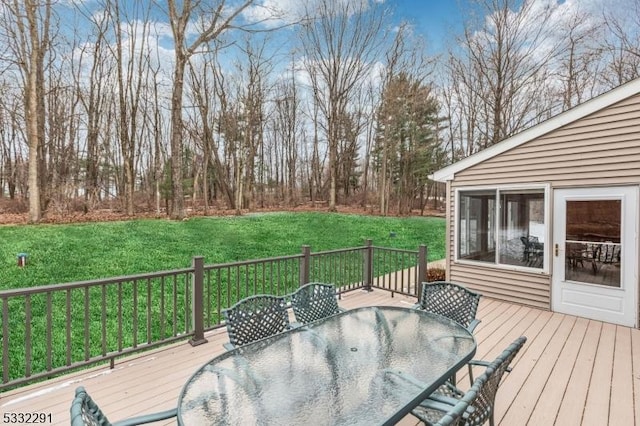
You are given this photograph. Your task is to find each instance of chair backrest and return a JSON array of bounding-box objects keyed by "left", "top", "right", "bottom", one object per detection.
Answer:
[
  {"left": 598, "top": 243, "right": 621, "bottom": 264},
  {"left": 291, "top": 282, "right": 341, "bottom": 324},
  {"left": 70, "top": 386, "right": 112, "bottom": 426},
  {"left": 419, "top": 281, "right": 481, "bottom": 330},
  {"left": 464, "top": 336, "right": 527, "bottom": 426},
  {"left": 223, "top": 294, "right": 290, "bottom": 347},
  {"left": 434, "top": 373, "right": 488, "bottom": 426}
]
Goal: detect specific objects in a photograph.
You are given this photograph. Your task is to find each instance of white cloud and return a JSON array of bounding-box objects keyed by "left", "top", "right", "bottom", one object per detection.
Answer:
[
  {"left": 242, "top": 0, "right": 308, "bottom": 28},
  {"left": 243, "top": 0, "right": 383, "bottom": 28}
]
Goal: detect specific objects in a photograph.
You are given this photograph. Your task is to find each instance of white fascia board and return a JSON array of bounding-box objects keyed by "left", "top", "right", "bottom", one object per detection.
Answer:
[{"left": 432, "top": 77, "right": 640, "bottom": 182}]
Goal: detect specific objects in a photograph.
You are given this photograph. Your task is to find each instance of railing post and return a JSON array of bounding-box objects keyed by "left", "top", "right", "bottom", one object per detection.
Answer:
[
  {"left": 417, "top": 244, "right": 427, "bottom": 298},
  {"left": 300, "top": 245, "right": 311, "bottom": 286},
  {"left": 189, "top": 256, "right": 208, "bottom": 346},
  {"left": 364, "top": 239, "right": 373, "bottom": 291}
]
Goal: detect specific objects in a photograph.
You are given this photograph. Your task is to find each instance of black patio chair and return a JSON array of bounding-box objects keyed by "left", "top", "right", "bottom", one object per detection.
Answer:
[
  {"left": 70, "top": 386, "right": 177, "bottom": 426},
  {"left": 415, "top": 281, "right": 482, "bottom": 333},
  {"left": 290, "top": 282, "right": 343, "bottom": 325},
  {"left": 592, "top": 242, "right": 621, "bottom": 274},
  {"left": 222, "top": 294, "right": 290, "bottom": 350},
  {"left": 411, "top": 336, "right": 527, "bottom": 426},
  {"left": 520, "top": 236, "right": 544, "bottom": 267},
  {"left": 412, "top": 369, "right": 488, "bottom": 426}
]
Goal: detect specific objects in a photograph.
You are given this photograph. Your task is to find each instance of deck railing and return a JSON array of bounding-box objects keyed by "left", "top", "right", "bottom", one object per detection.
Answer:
[{"left": 0, "top": 241, "right": 427, "bottom": 390}]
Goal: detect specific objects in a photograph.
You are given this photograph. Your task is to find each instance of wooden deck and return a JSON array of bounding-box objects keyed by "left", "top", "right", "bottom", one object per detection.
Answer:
[{"left": 2, "top": 289, "right": 639, "bottom": 425}]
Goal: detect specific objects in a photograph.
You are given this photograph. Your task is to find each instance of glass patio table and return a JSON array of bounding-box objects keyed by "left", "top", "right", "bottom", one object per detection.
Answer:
[{"left": 177, "top": 305, "right": 476, "bottom": 425}]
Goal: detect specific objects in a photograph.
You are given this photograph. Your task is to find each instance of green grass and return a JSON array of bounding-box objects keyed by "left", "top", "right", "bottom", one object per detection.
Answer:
[
  {"left": 0, "top": 212, "right": 445, "bottom": 289},
  {"left": 0, "top": 212, "right": 445, "bottom": 385}
]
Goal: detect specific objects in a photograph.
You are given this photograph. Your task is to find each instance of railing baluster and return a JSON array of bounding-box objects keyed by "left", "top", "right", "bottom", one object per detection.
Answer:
[
  {"left": 84, "top": 287, "right": 90, "bottom": 361},
  {"left": 216, "top": 268, "right": 222, "bottom": 325},
  {"left": 173, "top": 275, "right": 178, "bottom": 337},
  {"left": 25, "top": 295, "right": 31, "bottom": 377},
  {"left": 101, "top": 285, "right": 107, "bottom": 356},
  {"left": 66, "top": 289, "right": 71, "bottom": 366},
  {"left": 205, "top": 270, "right": 211, "bottom": 328},
  {"left": 118, "top": 283, "right": 123, "bottom": 352},
  {"left": 133, "top": 280, "right": 138, "bottom": 348},
  {"left": 277, "top": 261, "right": 281, "bottom": 295},
  {"left": 160, "top": 277, "right": 166, "bottom": 339},
  {"left": 226, "top": 267, "right": 231, "bottom": 308},
  {"left": 252, "top": 263, "right": 256, "bottom": 295},
  {"left": 269, "top": 262, "right": 274, "bottom": 293},
  {"left": 184, "top": 272, "right": 189, "bottom": 334},
  {"left": 147, "top": 278, "right": 152, "bottom": 344},
  {"left": 46, "top": 292, "right": 52, "bottom": 372},
  {"left": 2, "top": 297, "right": 8, "bottom": 383},
  {"left": 395, "top": 251, "right": 400, "bottom": 292}
]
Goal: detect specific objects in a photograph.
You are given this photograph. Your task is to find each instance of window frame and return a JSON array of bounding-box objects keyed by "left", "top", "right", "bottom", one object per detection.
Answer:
[{"left": 454, "top": 184, "right": 550, "bottom": 274}]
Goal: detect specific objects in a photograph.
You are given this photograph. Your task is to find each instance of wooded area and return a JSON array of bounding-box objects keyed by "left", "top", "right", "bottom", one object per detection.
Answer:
[{"left": 0, "top": 0, "right": 638, "bottom": 222}]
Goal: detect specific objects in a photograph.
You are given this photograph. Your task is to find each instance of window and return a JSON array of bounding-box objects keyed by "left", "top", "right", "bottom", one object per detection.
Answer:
[{"left": 458, "top": 188, "right": 546, "bottom": 269}]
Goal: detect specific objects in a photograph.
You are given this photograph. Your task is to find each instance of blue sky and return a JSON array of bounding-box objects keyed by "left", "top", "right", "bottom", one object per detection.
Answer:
[
  {"left": 392, "top": 0, "right": 468, "bottom": 51},
  {"left": 56, "top": 0, "right": 628, "bottom": 84}
]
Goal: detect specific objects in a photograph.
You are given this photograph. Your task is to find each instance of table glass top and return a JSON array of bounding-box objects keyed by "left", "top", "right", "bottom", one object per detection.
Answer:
[{"left": 178, "top": 306, "right": 475, "bottom": 425}]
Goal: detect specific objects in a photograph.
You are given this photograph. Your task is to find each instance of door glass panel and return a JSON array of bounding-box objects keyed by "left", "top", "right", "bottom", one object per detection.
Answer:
[
  {"left": 565, "top": 200, "right": 621, "bottom": 287},
  {"left": 498, "top": 191, "right": 545, "bottom": 268}
]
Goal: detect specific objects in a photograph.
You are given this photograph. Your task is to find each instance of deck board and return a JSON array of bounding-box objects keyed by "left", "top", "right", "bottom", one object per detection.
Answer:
[
  {"left": 583, "top": 322, "right": 616, "bottom": 426},
  {"left": 554, "top": 320, "right": 602, "bottom": 426},
  {"left": 610, "top": 326, "right": 634, "bottom": 426},
  {"left": 633, "top": 328, "right": 640, "bottom": 426},
  {"left": 527, "top": 316, "right": 589, "bottom": 425},
  {"left": 1, "top": 289, "right": 638, "bottom": 425}
]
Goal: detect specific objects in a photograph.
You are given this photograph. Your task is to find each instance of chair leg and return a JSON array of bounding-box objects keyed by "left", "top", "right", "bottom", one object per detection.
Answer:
[{"left": 468, "top": 364, "right": 474, "bottom": 386}]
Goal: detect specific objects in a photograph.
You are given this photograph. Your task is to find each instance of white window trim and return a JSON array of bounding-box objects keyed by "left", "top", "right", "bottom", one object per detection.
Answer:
[{"left": 453, "top": 183, "right": 551, "bottom": 274}]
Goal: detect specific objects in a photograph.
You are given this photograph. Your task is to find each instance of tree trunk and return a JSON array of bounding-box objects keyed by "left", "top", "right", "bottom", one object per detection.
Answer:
[{"left": 170, "top": 56, "right": 186, "bottom": 219}]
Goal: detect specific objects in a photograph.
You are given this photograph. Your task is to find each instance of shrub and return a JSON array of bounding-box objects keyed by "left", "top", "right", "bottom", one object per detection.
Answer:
[{"left": 426, "top": 267, "right": 446, "bottom": 282}]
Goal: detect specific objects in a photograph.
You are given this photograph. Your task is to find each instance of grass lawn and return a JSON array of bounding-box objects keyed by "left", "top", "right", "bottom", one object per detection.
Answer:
[
  {"left": 0, "top": 212, "right": 445, "bottom": 289},
  {"left": 0, "top": 212, "right": 445, "bottom": 385}
]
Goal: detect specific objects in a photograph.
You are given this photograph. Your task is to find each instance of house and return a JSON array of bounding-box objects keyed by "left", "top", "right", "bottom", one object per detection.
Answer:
[{"left": 432, "top": 77, "right": 640, "bottom": 328}]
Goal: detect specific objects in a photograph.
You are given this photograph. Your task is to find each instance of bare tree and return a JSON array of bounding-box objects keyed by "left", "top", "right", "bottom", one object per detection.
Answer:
[
  {"left": 272, "top": 65, "right": 300, "bottom": 207},
  {"left": 165, "top": 0, "right": 255, "bottom": 219},
  {"left": 299, "top": 0, "right": 389, "bottom": 211},
  {"left": 447, "top": 0, "right": 559, "bottom": 154},
  {"left": 104, "top": 0, "right": 155, "bottom": 215},
  {"left": 602, "top": 1, "right": 640, "bottom": 87},
  {"left": 71, "top": 6, "right": 112, "bottom": 210},
  {"left": 554, "top": 9, "right": 602, "bottom": 110},
  {"left": 0, "top": 93, "right": 24, "bottom": 200},
  {"left": 234, "top": 38, "right": 272, "bottom": 212},
  {"left": 1, "top": 0, "right": 55, "bottom": 222}
]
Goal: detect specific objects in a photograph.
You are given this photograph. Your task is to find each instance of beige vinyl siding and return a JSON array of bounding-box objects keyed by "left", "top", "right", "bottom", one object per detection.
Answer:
[
  {"left": 447, "top": 92, "right": 640, "bottom": 310},
  {"left": 453, "top": 93, "right": 640, "bottom": 187},
  {"left": 451, "top": 265, "right": 549, "bottom": 309}
]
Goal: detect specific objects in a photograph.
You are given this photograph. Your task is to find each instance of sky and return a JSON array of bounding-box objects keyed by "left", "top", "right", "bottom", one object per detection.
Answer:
[
  {"left": 42, "top": 0, "right": 638, "bottom": 92},
  {"left": 236, "top": 0, "right": 628, "bottom": 55},
  {"left": 392, "top": 0, "right": 468, "bottom": 51},
  {"left": 57, "top": 0, "right": 631, "bottom": 58},
  {"left": 237, "top": 0, "right": 474, "bottom": 53}
]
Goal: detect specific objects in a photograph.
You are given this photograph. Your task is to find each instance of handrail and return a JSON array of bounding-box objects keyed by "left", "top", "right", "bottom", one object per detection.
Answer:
[{"left": 0, "top": 267, "right": 194, "bottom": 297}]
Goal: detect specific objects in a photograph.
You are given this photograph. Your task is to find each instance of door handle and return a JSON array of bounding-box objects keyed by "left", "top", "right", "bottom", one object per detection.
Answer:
[{"left": 555, "top": 244, "right": 559, "bottom": 256}]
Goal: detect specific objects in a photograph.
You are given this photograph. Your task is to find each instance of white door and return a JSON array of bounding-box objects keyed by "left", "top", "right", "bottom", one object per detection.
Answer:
[{"left": 552, "top": 187, "right": 638, "bottom": 327}]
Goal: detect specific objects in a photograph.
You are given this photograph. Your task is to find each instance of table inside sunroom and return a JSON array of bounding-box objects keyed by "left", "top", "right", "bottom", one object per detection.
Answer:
[{"left": 177, "top": 305, "right": 476, "bottom": 426}]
